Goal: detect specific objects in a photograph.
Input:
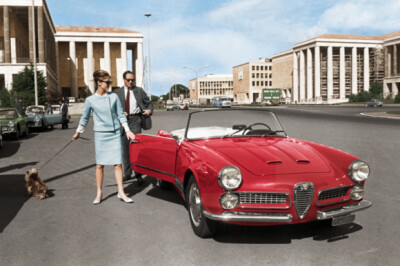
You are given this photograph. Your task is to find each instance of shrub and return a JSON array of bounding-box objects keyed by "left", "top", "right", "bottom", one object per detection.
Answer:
[
  {"left": 0, "top": 88, "right": 14, "bottom": 107},
  {"left": 395, "top": 93, "right": 400, "bottom": 103}
]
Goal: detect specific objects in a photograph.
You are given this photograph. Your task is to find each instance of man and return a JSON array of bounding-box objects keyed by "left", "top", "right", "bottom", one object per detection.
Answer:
[
  {"left": 44, "top": 101, "right": 53, "bottom": 114},
  {"left": 114, "top": 70, "right": 154, "bottom": 185},
  {"left": 59, "top": 99, "right": 68, "bottom": 129},
  {"left": 14, "top": 97, "right": 25, "bottom": 116}
]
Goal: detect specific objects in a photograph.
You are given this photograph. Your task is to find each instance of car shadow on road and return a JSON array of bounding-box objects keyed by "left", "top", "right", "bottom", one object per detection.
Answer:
[
  {"left": 0, "top": 174, "right": 30, "bottom": 233},
  {"left": 0, "top": 161, "right": 39, "bottom": 173},
  {"left": 213, "top": 220, "right": 363, "bottom": 244}
]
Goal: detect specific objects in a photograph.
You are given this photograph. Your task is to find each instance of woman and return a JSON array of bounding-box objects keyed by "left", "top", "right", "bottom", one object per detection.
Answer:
[{"left": 72, "top": 70, "right": 135, "bottom": 204}]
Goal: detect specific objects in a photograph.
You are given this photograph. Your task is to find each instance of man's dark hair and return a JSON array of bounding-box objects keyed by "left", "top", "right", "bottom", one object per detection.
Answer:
[{"left": 123, "top": 70, "right": 134, "bottom": 80}]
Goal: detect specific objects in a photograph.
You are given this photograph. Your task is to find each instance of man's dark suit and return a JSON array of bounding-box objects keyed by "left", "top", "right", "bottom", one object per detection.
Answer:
[
  {"left": 60, "top": 103, "right": 68, "bottom": 129},
  {"left": 114, "top": 86, "right": 154, "bottom": 180}
]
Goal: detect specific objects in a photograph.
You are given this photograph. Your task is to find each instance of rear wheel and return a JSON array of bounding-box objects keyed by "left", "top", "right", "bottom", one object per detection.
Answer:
[{"left": 186, "top": 175, "right": 217, "bottom": 238}]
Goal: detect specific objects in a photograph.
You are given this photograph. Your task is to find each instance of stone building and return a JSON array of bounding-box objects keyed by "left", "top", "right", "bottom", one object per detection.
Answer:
[
  {"left": 189, "top": 74, "right": 233, "bottom": 104},
  {"left": 0, "top": 0, "right": 143, "bottom": 100},
  {"left": 232, "top": 58, "right": 272, "bottom": 104},
  {"left": 290, "top": 33, "right": 384, "bottom": 104},
  {"left": 271, "top": 49, "right": 293, "bottom": 100},
  {"left": 383, "top": 31, "right": 400, "bottom": 98}
]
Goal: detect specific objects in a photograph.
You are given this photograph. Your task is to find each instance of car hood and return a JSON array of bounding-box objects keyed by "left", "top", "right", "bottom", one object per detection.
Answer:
[{"left": 203, "top": 138, "right": 331, "bottom": 176}]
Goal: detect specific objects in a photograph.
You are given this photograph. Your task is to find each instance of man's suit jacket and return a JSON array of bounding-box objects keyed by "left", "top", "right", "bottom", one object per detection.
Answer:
[
  {"left": 114, "top": 86, "right": 154, "bottom": 115},
  {"left": 60, "top": 103, "right": 68, "bottom": 120}
]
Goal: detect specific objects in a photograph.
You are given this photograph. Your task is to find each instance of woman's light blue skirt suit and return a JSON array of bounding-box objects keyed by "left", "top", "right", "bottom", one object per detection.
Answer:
[{"left": 78, "top": 92, "right": 127, "bottom": 165}]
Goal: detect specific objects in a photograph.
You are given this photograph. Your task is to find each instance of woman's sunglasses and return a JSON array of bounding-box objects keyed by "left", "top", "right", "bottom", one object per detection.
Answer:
[{"left": 100, "top": 80, "right": 112, "bottom": 85}]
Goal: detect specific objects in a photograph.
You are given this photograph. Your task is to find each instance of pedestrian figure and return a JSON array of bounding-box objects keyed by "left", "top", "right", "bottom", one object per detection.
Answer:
[
  {"left": 59, "top": 100, "right": 68, "bottom": 129},
  {"left": 14, "top": 97, "right": 25, "bottom": 116},
  {"left": 44, "top": 101, "right": 52, "bottom": 114},
  {"left": 114, "top": 70, "right": 153, "bottom": 184},
  {"left": 72, "top": 70, "right": 135, "bottom": 204}
]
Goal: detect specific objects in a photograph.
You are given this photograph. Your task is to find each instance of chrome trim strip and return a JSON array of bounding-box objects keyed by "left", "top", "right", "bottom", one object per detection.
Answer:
[
  {"left": 316, "top": 185, "right": 353, "bottom": 206},
  {"left": 316, "top": 200, "right": 372, "bottom": 220},
  {"left": 131, "top": 163, "right": 176, "bottom": 178},
  {"left": 203, "top": 210, "right": 292, "bottom": 223}
]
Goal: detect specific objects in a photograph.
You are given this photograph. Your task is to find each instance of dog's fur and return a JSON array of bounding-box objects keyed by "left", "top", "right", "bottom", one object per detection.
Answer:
[{"left": 25, "top": 168, "right": 48, "bottom": 200}]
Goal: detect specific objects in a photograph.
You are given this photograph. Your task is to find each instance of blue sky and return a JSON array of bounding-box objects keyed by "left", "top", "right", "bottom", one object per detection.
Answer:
[{"left": 47, "top": 0, "right": 400, "bottom": 96}]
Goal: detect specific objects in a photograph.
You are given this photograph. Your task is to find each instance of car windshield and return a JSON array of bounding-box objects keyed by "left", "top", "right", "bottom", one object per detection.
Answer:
[
  {"left": 184, "top": 109, "right": 287, "bottom": 140},
  {"left": 26, "top": 106, "right": 44, "bottom": 114},
  {"left": 0, "top": 110, "right": 16, "bottom": 118}
]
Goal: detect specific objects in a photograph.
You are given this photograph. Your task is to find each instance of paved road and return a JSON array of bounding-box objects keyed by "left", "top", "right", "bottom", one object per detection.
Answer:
[{"left": 0, "top": 106, "right": 399, "bottom": 266}]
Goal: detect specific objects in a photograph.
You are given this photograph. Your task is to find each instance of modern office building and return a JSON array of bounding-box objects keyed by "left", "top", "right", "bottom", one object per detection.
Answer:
[
  {"left": 232, "top": 58, "right": 273, "bottom": 104},
  {"left": 0, "top": 0, "right": 143, "bottom": 99},
  {"left": 189, "top": 74, "right": 233, "bottom": 104}
]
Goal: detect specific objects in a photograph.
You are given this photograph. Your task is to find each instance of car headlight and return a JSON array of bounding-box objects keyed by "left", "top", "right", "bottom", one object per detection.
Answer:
[
  {"left": 35, "top": 116, "right": 40, "bottom": 122},
  {"left": 348, "top": 160, "right": 370, "bottom": 182},
  {"left": 220, "top": 193, "right": 239, "bottom": 209},
  {"left": 350, "top": 185, "right": 365, "bottom": 200},
  {"left": 218, "top": 165, "right": 242, "bottom": 191},
  {"left": 8, "top": 121, "right": 14, "bottom": 127}
]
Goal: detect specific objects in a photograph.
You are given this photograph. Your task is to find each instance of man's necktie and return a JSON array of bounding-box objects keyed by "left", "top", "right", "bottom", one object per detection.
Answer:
[{"left": 125, "top": 88, "right": 130, "bottom": 114}]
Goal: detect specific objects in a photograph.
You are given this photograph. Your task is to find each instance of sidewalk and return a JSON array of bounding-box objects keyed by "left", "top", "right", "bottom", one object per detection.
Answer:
[{"left": 67, "top": 102, "right": 85, "bottom": 115}]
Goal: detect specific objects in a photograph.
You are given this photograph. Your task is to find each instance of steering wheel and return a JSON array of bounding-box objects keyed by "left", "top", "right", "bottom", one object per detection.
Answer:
[{"left": 242, "top": 123, "right": 272, "bottom": 135}]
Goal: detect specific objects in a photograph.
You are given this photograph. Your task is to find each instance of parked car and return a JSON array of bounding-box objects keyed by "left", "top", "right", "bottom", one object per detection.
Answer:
[
  {"left": 166, "top": 104, "right": 179, "bottom": 111},
  {"left": 0, "top": 123, "right": 3, "bottom": 149},
  {"left": 179, "top": 103, "right": 189, "bottom": 110},
  {"left": 26, "top": 105, "right": 63, "bottom": 130},
  {"left": 51, "top": 105, "right": 71, "bottom": 122},
  {"left": 68, "top": 97, "right": 76, "bottom": 103},
  {"left": 212, "top": 96, "right": 231, "bottom": 108},
  {"left": 365, "top": 99, "right": 383, "bottom": 107},
  {"left": 0, "top": 108, "right": 29, "bottom": 139},
  {"left": 129, "top": 109, "right": 372, "bottom": 238}
]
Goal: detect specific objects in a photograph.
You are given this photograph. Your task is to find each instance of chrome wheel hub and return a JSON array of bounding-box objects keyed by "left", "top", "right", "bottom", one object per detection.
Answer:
[{"left": 189, "top": 184, "right": 202, "bottom": 227}]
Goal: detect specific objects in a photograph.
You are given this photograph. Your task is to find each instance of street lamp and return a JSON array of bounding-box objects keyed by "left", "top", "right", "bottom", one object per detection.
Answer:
[
  {"left": 32, "top": 0, "right": 38, "bottom": 105},
  {"left": 183, "top": 65, "right": 209, "bottom": 105},
  {"left": 145, "top": 13, "right": 152, "bottom": 99}
]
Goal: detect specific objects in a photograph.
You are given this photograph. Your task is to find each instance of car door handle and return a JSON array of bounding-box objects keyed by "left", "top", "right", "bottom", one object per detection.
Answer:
[{"left": 130, "top": 139, "right": 140, "bottom": 144}]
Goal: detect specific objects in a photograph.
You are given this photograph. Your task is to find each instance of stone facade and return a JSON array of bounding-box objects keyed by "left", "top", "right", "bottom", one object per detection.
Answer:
[
  {"left": 271, "top": 50, "right": 293, "bottom": 99},
  {"left": 189, "top": 74, "right": 233, "bottom": 104},
  {"left": 0, "top": 0, "right": 143, "bottom": 100},
  {"left": 383, "top": 31, "right": 400, "bottom": 98},
  {"left": 232, "top": 58, "right": 272, "bottom": 104}
]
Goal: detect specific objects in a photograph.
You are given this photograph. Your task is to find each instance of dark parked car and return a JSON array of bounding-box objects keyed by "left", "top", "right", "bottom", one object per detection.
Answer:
[{"left": 365, "top": 99, "right": 383, "bottom": 107}]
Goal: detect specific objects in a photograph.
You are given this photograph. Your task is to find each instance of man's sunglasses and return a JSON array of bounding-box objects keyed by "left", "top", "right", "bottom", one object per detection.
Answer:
[
  {"left": 125, "top": 79, "right": 134, "bottom": 82},
  {"left": 100, "top": 80, "right": 112, "bottom": 85}
]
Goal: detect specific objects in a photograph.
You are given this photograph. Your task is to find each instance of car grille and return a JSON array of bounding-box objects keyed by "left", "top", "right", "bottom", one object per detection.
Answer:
[
  {"left": 238, "top": 193, "right": 287, "bottom": 204},
  {"left": 318, "top": 186, "right": 350, "bottom": 201},
  {"left": 294, "top": 182, "right": 314, "bottom": 219}
]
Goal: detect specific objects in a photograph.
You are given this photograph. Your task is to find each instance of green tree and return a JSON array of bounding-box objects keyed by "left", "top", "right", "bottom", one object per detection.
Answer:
[
  {"left": 164, "top": 84, "right": 189, "bottom": 100},
  {"left": 150, "top": 95, "right": 159, "bottom": 102},
  {"left": 369, "top": 82, "right": 383, "bottom": 99},
  {"left": 11, "top": 65, "right": 47, "bottom": 107},
  {"left": 0, "top": 88, "right": 13, "bottom": 107}
]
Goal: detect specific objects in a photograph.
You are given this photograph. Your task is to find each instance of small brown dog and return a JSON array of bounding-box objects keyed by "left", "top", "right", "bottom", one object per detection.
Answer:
[{"left": 25, "top": 168, "right": 48, "bottom": 200}]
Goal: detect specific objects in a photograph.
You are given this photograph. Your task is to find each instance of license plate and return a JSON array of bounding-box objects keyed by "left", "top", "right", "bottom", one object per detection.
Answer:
[{"left": 331, "top": 214, "right": 355, "bottom": 226}]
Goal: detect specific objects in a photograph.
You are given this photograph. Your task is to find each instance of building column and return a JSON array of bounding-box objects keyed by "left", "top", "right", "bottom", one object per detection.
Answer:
[
  {"left": 293, "top": 52, "right": 299, "bottom": 103},
  {"left": 299, "top": 50, "right": 305, "bottom": 101},
  {"left": 37, "top": 6, "right": 44, "bottom": 63},
  {"left": 388, "top": 48, "right": 392, "bottom": 78},
  {"left": 55, "top": 41, "right": 61, "bottom": 94},
  {"left": 340, "top": 46, "right": 345, "bottom": 99},
  {"left": 393, "top": 44, "right": 397, "bottom": 76},
  {"left": 11, "top": 38, "right": 17, "bottom": 63},
  {"left": 327, "top": 46, "right": 333, "bottom": 101},
  {"left": 352, "top": 47, "right": 358, "bottom": 94},
  {"left": 314, "top": 46, "right": 320, "bottom": 99},
  {"left": 3, "top": 6, "right": 11, "bottom": 63},
  {"left": 28, "top": 6, "right": 34, "bottom": 62},
  {"left": 69, "top": 41, "right": 78, "bottom": 98},
  {"left": 87, "top": 41, "right": 94, "bottom": 94},
  {"left": 307, "top": 48, "right": 313, "bottom": 101},
  {"left": 364, "top": 47, "right": 369, "bottom": 91},
  {"left": 121, "top": 42, "right": 128, "bottom": 71},
  {"left": 135, "top": 42, "right": 144, "bottom": 88},
  {"left": 104, "top": 41, "right": 111, "bottom": 74}
]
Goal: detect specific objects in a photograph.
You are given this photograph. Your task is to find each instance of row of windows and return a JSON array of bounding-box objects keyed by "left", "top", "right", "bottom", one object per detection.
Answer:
[
  {"left": 252, "top": 81, "right": 272, "bottom": 87},
  {"left": 199, "top": 81, "right": 233, "bottom": 88},
  {"left": 199, "top": 89, "right": 234, "bottom": 96},
  {"left": 252, "top": 73, "right": 272, "bottom": 78},
  {"left": 252, "top": 65, "right": 272, "bottom": 71}
]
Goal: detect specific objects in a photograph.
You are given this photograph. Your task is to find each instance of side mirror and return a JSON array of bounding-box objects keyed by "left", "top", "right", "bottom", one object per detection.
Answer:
[{"left": 157, "top": 130, "right": 172, "bottom": 138}]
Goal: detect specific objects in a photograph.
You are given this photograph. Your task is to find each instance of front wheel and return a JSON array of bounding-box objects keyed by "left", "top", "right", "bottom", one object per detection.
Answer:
[
  {"left": 15, "top": 128, "right": 21, "bottom": 140},
  {"left": 186, "top": 175, "right": 217, "bottom": 238}
]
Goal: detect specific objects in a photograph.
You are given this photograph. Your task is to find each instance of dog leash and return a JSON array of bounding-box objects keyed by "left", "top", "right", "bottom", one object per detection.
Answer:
[{"left": 39, "top": 137, "right": 90, "bottom": 170}]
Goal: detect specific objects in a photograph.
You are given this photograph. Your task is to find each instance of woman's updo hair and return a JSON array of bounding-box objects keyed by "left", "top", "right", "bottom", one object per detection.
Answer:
[{"left": 93, "top": 70, "right": 110, "bottom": 86}]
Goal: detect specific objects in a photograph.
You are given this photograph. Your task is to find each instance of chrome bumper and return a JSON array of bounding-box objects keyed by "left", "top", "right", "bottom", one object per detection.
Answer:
[
  {"left": 203, "top": 210, "right": 292, "bottom": 223},
  {"left": 316, "top": 200, "right": 372, "bottom": 220}
]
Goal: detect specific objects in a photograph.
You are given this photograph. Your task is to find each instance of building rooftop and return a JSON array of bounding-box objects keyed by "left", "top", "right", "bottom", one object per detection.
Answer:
[{"left": 55, "top": 26, "right": 139, "bottom": 34}]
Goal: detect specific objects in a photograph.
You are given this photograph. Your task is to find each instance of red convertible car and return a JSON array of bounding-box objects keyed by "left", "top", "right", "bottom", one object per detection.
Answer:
[{"left": 129, "top": 109, "right": 371, "bottom": 238}]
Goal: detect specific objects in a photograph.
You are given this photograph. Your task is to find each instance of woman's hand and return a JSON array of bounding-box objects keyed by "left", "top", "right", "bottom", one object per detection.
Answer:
[
  {"left": 126, "top": 131, "right": 135, "bottom": 140},
  {"left": 72, "top": 132, "right": 80, "bottom": 141}
]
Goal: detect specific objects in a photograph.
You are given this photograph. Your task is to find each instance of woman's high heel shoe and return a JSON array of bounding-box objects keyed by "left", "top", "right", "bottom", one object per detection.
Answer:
[
  {"left": 93, "top": 195, "right": 102, "bottom": 205},
  {"left": 117, "top": 194, "right": 133, "bottom": 203}
]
